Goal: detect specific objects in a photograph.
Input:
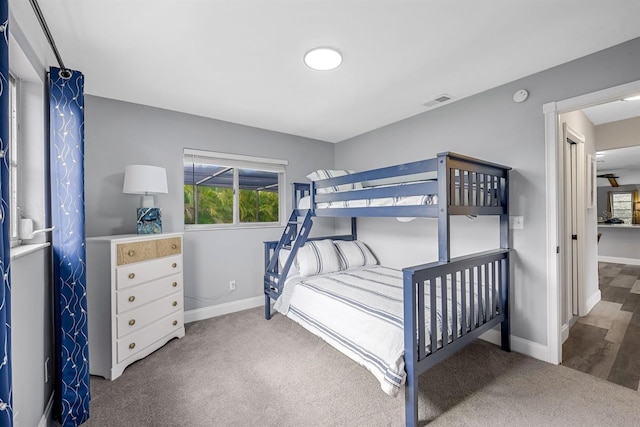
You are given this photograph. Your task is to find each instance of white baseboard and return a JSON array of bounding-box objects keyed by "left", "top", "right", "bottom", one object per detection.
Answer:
[
  {"left": 598, "top": 255, "right": 640, "bottom": 266},
  {"left": 480, "top": 329, "right": 549, "bottom": 362},
  {"left": 561, "top": 323, "right": 570, "bottom": 343},
  {"left": 585, "top": 289, "right": 602, "bottom": 314},
  {"left": 38, "top": 392, "right": 54, "bottom": 427},
  {"left": 184, "top": 296, "right": 264, "bottom": 324}
]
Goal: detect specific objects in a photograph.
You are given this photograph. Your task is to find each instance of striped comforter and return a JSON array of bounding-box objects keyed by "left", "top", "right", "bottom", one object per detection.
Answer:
[
  {"left": 274, "top": 265, "right": 490, "bottom": 397},
  {"left": 297, "top": 194, "right": 437, "bottom": 210}
]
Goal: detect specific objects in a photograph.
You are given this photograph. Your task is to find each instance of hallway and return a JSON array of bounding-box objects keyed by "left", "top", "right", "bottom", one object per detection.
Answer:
[{"left": 562, "top": 262, "right": 640, "bottom": 391}]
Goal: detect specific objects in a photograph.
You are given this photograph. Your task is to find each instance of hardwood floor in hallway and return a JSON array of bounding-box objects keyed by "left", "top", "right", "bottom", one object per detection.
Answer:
[{"left": 562, "top": 262, "right": 640, "bottom": 391}]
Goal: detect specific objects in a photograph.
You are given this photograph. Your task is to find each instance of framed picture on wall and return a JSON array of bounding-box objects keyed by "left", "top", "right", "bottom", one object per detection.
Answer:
[{"left": 587, "top": 154, "right": 596, "bottom": 209}]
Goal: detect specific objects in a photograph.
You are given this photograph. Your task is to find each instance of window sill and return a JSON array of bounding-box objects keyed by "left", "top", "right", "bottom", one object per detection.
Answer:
[{"left": 10, "top": 242, "right": 50, "bottom": 260}]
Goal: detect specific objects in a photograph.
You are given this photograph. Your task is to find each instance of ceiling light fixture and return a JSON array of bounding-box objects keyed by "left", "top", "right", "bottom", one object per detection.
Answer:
[
  {"left": 304, "top": 47, "right": 342, "bottom": 71},
  {"left": 623, "top": 94, "right": 640, "bottom": 101}
]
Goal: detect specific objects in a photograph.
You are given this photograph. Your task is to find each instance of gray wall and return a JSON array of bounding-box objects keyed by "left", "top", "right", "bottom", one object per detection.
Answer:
[
  {"left": 597, "top": 225, "right": 640, "bottom": 260},
  {"left": 595, "top": 116, "right": 640, "bottom": 151},
  {"left": 84, "top": 97, "right": 336, "bottom": 310},
  {"left": 597, "top": 183, "right": 640, "bottom": 261},
  {"left": 335, "top": 37, "right": 640, "bottom": 347}
]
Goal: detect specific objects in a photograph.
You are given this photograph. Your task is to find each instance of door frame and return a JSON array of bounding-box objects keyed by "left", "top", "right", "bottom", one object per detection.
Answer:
[
  {"left": 562, "top": 124, "right": 586, "bottom": 333},
  {"left": 544, "top": 79, "right": 640, "bottom": 365}
]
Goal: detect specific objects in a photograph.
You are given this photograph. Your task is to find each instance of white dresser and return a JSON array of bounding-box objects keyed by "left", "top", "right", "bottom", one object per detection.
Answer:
[{"left": 86, "top": 232, "right": 185, "bottom": 380}]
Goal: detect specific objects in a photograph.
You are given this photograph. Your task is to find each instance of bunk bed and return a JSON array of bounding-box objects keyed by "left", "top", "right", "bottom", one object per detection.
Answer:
[{"left": 263, "top": 152, "right": 511, "bottom": 427}]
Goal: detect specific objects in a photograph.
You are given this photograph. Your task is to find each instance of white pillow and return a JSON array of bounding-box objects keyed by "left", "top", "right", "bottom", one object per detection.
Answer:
[
  {"left": 306, "top": 169, "right": 363, "bottom": 194},
  {"left": 333, "top": 240, "right": 378, "bottom": 270},
  {"left": 278, "top": 248, "right": 299, "bottom": 277},
  {"left": 297, "top": 240, "right": 342, "bottom": 277}
]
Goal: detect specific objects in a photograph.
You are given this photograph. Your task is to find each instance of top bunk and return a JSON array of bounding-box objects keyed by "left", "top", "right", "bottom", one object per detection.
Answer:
[{"left": 297, "top": 151, "right": 511, "bottom": 219}]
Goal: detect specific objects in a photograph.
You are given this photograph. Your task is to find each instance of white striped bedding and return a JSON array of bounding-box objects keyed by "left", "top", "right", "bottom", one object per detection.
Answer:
[
  {"left": 274, "top": 265, "right": 493, "bottom": 397},
  {"left": 298, "top": 193, "right": 437, "bottom": 210}
]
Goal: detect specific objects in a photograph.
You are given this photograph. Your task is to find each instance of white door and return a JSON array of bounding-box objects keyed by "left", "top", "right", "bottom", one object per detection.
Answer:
[{"left": 563, "top": 124, "right": 585, "bottom": 329}]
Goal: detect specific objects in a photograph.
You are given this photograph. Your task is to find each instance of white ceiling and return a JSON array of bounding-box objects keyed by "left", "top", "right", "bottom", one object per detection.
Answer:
[
  {"left": 582, "top": 99, "right": 640, "bottom": 126},
  {"left": 596, "top": 145, "right": 640, "bottom": 187},
  {"left": 10, "top": 0, "right": 640, "bottom": 143}
]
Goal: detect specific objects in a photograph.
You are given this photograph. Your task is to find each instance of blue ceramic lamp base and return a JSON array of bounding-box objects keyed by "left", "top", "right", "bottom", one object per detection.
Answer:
[{"left": 137, "top": 208, "right": 162, "bottom": 234}]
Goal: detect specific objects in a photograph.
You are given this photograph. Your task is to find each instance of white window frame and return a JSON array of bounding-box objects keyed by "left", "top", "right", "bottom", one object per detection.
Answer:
[
  {"left": 184, "top": 148, "right": 288, "bottom": 230},
  {"left": 8, "top": 74, "right": 20, "bottom": 247},
  {"left": 609, "top": 191, "right": 634, "bottom": 224}
]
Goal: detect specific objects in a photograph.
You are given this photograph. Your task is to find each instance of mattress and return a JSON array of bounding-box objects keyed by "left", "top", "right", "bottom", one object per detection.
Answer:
[
  {"left": 274, "top": 265, "right": 493, "bottom": 397},
  {"left": 298, "top": 193, "right": 437, "bottom": 210}
]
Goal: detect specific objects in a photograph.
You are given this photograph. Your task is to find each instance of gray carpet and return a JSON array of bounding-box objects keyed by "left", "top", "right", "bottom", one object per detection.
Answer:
[{"left": 86, "top": 307, "right": 640, "bottom": 426}]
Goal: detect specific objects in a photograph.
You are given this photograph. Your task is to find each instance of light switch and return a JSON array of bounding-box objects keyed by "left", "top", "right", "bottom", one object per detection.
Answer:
[{"left": 509, "top": 216, "right": 524, "bottom": 230}]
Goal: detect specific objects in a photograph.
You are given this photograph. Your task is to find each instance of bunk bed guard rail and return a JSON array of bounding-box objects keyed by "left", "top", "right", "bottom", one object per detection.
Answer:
[{"left": 402, "top": 248, "right": 510, "bottom": 427}]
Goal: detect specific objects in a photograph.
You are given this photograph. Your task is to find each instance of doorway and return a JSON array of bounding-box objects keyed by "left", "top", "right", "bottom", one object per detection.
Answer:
[{"left": 544, "top": 78, "right": 640, "bottom": 365}]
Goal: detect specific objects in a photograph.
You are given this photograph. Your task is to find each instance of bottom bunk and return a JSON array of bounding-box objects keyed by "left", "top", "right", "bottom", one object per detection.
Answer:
[{"left": 264, "top": 238, "right": 510, "bottom": 426}]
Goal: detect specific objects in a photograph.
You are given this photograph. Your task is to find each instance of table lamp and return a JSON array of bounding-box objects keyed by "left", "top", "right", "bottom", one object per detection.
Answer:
[{"left": 123, "top": 165, "right": 168, "bottom": 234}]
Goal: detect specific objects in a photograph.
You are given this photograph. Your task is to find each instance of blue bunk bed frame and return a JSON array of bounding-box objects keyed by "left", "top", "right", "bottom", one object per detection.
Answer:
[{"left": 264, "top": 152, "right": 511, "bottom": 427}]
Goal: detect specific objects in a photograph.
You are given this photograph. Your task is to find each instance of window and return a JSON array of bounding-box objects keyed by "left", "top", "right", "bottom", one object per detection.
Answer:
[
  {"left": 8, "top": 75, "right": 19, "bottom": 245},
  {"left": 184, "top": 149, "right": 287, "bottom": 228},
  {"left": 609, "top": 192, "right": 634, "bottom": 224}
]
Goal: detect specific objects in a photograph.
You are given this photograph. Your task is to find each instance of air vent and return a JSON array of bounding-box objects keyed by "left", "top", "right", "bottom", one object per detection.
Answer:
[{"left": 423, "top": 94, "right": 454, "bottom": 108}]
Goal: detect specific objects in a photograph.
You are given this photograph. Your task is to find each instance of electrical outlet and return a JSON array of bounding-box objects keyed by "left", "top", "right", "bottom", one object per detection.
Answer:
[
  {"left": 509, "top": 216, "right": 524, "bottom": 230},
  {"left": 229, "top": 280, "right": 236, "bottom": 291}
]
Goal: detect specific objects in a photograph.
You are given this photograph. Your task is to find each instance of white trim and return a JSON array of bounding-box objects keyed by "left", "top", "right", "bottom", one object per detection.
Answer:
[
  {"left": 184, "top": 296, "right": 264, "bottom": 323},
  {"left": 184, "top": 148, "right": 288, "bottom": 166},
  {"left": 480, "top": 329, "right": 550, "bottom": 362},
  {"left": 38, "top": 392, "right": 54, "bottom": 427},
  {"left": 585, "top": 289, "right": 602, "bottom": 314},
  {"left": 598, "top": 255, "right": 640, "bottom": 266},
  {"left": 544, "top": 100, "right": 562, "bottom": 365},
  {"left": 10, "top": 242, "right": 50, "bottom": 260},
  {"left": 563, "top": 125, "right": 588, "bottom": 317},
  {"left": 561, "top": 323, "right": 570, "bottom": 344},
  {"left": 544, "top": 78, "right": 640, "bottom": 367}
]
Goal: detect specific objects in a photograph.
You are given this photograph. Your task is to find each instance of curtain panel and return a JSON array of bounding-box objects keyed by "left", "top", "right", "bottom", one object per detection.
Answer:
[
  {"left": 0, "top": 1, "right": 13, "bottom": 425},
  {"left": 49, "top": 67, "right": 90, "bottom": 426}
]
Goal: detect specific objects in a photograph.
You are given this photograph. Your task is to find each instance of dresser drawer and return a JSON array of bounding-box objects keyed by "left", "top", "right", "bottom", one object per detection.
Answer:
[
  {"left": 116, "top": 274, "right": 182, "bottom": 313},
  {"left": 117, "top": 236, "right": 182, "bottom": 266},
  {"left": 116, "top": 291, "right": 183, "bottom": 338},
  {"left": 116, "top": 254, "right": 182, "bottom": 290},
  {"left": 117, "top": 312, "right": 183, "bottom": 363}
]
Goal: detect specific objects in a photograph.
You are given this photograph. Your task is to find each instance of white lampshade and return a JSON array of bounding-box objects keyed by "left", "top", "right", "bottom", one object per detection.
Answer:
[{"left": 123, "top": 165, "right": 168, "bottom": 208}]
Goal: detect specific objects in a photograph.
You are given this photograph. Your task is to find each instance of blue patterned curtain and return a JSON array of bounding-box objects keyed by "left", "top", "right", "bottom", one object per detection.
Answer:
[
  {"left": 0, "top": 1, "right": 12, "bottom": 425},
  {"left": 49, "top": 67, "right": 90, "bottom": 426}
]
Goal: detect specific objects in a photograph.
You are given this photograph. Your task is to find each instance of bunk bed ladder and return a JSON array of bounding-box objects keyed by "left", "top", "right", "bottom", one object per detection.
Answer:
[{"left": 264, "top": 209, "right": 314, "bottom": 319}]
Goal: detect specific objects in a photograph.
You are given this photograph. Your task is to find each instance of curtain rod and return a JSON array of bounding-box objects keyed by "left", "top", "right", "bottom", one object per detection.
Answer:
[{"left": 28, "top": 0, "right": 71, "bottom": 78}]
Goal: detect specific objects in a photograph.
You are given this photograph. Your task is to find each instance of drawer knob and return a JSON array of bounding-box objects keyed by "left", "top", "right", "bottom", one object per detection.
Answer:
[
  {"left": 128, "top": 319, "right": 136, "bottom": 326},
  {"left": 128, "top": 273, "right": 135, "bottom": 279},
  {"left": 172, "top": 282, "right": 178, "bottom": 288},
  {"left": 172, "top": 263, "right": 177, "bottom": 268},
  {"left": 128, "top": 249, "right": 135, "bottom": 256},
  {"left": 172, "top": 301, "right": 178, "bottom": 307},
  {"left": 172, "top": 320, "right": 178, "bottom": 326},
  {"left": 129, "top": 343, "right": 136, "bottom": 350},
  {"left": 171, "top": 244, "right": 177, "bottom": 249},
  {"left": 128, "top": 296, "right": 136, "bottom": 303}
]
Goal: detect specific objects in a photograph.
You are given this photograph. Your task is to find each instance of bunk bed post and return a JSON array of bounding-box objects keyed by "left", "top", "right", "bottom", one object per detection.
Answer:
[
  {"left": 437, "top": 153, "right": 451, "bottom": 262},
  {"left": 264, "top": 243, "right": 272, "bottom": 319},
  {"left": 500, "top": 171, "right": 511, "bottom": 351},
  {"left": 264, "top": 242, "right": 275, "bottom": 320},
  {"left": 351, "top": 217, "right": 357, "bottom": 240},
  {"left": 403, "top": 269, "right": 419, "bottom": 427}
]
